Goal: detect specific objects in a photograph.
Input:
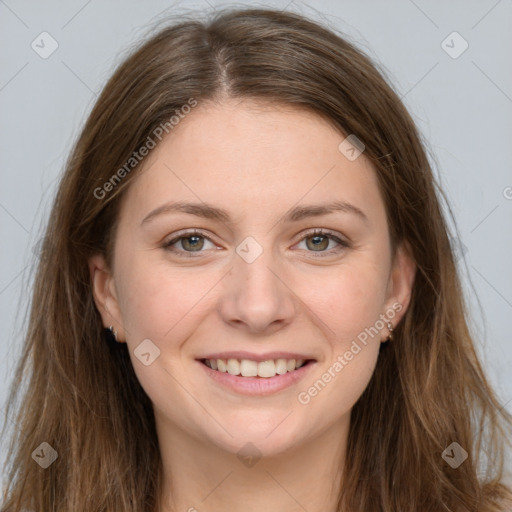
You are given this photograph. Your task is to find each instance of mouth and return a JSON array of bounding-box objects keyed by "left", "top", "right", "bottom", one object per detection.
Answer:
[
  {"left": 196, "top": 356, "right": 317, "bottom": 396},
  {"left": 200, "top": 357, "right": 313, "bottom": 378}
]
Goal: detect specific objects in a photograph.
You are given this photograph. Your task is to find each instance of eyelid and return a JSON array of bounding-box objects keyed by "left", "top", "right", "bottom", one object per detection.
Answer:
[{"left": 299, "top": 227, "right": 350, "bottom": 245}]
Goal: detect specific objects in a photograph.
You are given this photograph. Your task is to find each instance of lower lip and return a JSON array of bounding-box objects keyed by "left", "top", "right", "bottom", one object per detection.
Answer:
[{"left": 197, "top": 360, "right": 315, "bottom": 396}]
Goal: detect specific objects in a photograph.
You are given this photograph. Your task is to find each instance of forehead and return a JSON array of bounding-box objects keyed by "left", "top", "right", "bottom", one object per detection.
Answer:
[{"left": 119, "top": 98, "right": 384, "bottom": 226}]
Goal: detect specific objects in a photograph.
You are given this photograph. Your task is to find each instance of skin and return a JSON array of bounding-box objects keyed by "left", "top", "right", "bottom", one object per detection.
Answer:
[{"left": 90, "top": 97, "right": 416, "bottom": 512}]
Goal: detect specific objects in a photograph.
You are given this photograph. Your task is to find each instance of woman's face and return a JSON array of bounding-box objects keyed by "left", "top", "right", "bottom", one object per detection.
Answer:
[{"left": 90, "top": 98, "right": 415, "bottom": 457}]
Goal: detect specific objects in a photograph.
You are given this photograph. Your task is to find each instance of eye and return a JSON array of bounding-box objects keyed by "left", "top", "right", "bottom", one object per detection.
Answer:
[
  {"left": 295, "top": 228, "right": 350, "bottom": 256},
  {"left": 163, "top": 228, "right": 350, "bottom": 258},
  {"left": 163, "top": 230, "right": 217, "bottom": 257}
]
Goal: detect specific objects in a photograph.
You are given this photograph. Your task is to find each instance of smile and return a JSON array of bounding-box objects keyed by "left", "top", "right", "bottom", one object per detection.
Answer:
[
  {"left": 197, "top": 356, "right": 316, "bottom": 396},
  {"left": 202, "top": 357, "right": 309, "bottom": 378}
]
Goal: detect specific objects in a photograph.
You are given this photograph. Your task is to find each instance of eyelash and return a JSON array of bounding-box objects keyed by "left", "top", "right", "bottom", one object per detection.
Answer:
[{"left": 162, "top": 228, "right": 351, "bottom": 258}]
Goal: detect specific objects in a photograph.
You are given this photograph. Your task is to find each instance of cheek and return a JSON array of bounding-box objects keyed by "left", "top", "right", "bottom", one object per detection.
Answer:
[
  {"left": 304, "top": 261, "right": 389, "bottom": 344},
  {"left": 115, "top": 254, "right": 219, "bottom": 344},
  {"left": 294, "top": 266, "right": 386, "bottom": 422}
]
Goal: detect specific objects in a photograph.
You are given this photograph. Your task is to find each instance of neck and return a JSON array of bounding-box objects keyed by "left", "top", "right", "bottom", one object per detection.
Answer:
[{"left": 155, "top": 415, "right": 349, "bottom": 512}]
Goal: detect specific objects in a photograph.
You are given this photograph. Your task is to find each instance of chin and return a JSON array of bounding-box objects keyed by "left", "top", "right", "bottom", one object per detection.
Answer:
[{"left": 206, "top": 418, "right": 306, "bottom": 459}]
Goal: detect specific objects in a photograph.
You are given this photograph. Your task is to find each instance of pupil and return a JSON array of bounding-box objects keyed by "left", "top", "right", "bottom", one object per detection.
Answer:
[
  {"left": 308, "top": 235, "right": 328, "bottom": 251},
  {"left": 184, "top": 235, "right": 203, "bottom": 251}
]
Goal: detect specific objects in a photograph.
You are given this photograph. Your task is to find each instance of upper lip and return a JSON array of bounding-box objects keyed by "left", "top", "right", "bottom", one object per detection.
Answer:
[{"left": 197, "top": 351, "right": 316, "bottom": 363}]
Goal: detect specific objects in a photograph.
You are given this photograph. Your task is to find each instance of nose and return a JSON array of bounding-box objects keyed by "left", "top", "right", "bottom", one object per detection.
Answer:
[{"left": 218, "top": 247, "right": 296, "bottom": 335}]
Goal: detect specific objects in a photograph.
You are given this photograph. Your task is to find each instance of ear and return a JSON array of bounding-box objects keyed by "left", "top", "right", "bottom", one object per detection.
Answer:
[
  {"left": 88, "top": 253, "right": 126, "bottom": 342},
  {"left": 383, "top": 240, "right": 416, "bottom": 336}
]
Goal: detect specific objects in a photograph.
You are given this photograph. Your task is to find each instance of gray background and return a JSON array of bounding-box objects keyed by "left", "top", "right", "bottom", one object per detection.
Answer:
[{"left": 1, "top": 0, "right": 511, "bottom": 486}]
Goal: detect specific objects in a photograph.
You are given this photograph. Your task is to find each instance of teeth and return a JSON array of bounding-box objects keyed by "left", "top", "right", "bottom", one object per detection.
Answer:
[
  {"left": 275, "top": 359, "right": 288, "bottom": 375},
  {"left": 204, "top": 358, "right": 308, "bottom": 378},
  {"left": 240, "top": 359, "right": 258, "bottom": 377},
  {"left": 227, "top": 358, "right": 240, "bottom": 375},
  {"left": 258, "top": 360, "right": 275, "bottom": 378}
]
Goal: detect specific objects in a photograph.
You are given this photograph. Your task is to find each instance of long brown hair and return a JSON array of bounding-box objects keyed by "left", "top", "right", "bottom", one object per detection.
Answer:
[{"left": 1, "top": 7, "right": 511, "bottom": 511}]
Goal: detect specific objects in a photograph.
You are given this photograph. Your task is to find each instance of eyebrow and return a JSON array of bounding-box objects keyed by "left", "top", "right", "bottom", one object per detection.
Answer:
[{"left": 140, "top": 200, "right": 369, "bottom": 226}]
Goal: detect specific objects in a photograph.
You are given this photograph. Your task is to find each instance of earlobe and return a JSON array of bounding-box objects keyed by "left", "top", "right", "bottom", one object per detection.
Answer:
[{"left": 88, "top": 254, "right": 125, "bottom": 341}]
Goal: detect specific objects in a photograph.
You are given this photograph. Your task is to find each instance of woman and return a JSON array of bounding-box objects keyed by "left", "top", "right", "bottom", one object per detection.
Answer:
[{"left": 1, "top": 7, "right": 511, "bottom": 512}]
